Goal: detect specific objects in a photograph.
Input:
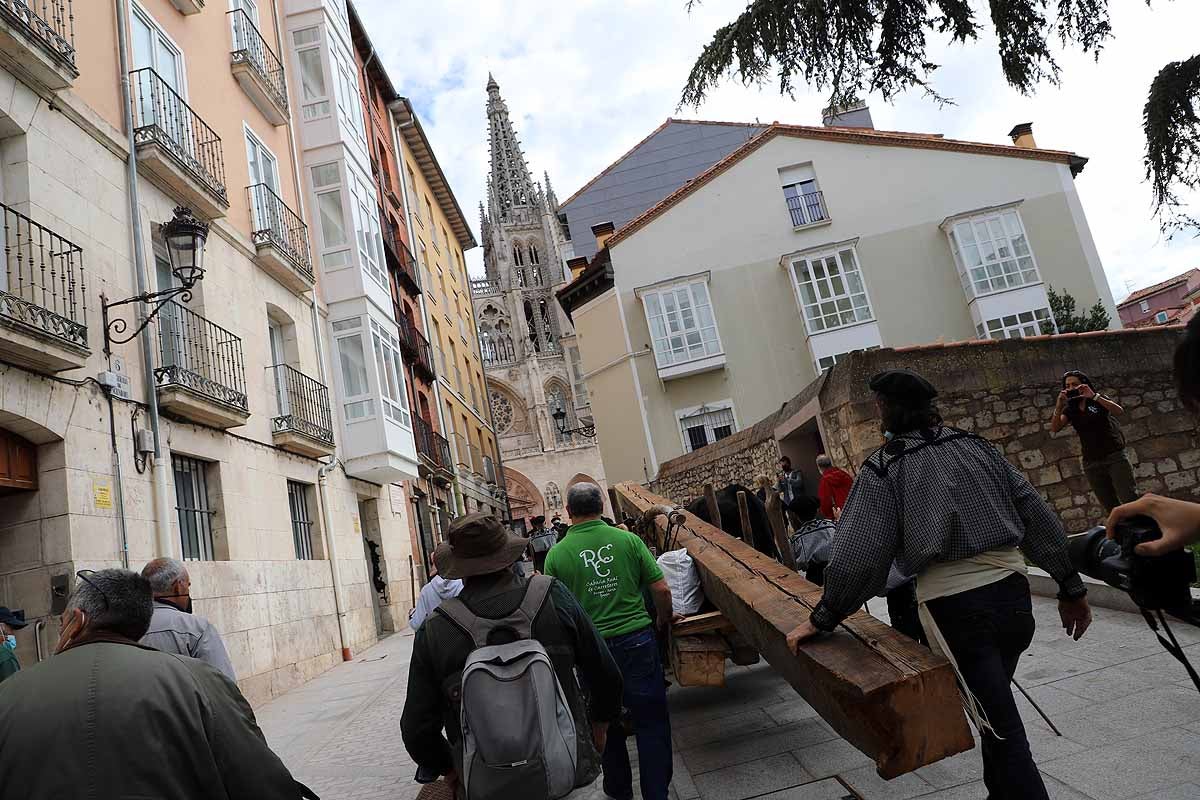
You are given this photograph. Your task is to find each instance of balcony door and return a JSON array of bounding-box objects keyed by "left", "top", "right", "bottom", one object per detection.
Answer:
[
  {"left": 156, "top": 254, "right": 188, "bottom": 374},
  {"left": 131, "top": 7, "right": 185, "bottom": 137},
  {"left": 269, "top": 319, "right": 289, "bottom": 417},
  {"left": 246, "top": 129, "right": 280, "bottom": 233},
  {"left": 231, "top": 0, "right": 260, "bottom": 52}
]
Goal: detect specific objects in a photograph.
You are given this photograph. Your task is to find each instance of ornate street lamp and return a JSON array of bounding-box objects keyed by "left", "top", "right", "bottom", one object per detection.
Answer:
[
  {"left": 551, "top": 404, "right": 596, "bottom": 440},
  {"left": 102, "top": 206, "right": 211, "bottom": 356}
]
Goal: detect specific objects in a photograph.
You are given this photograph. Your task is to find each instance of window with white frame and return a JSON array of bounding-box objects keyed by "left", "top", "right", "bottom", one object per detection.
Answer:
[
  {"left": 1139, "top": 299, "right": 1150, "bottom": 313},
  {"left": 332, "top": 46, "right": 364, "bottom": 142},
  {"left": 642, "top": 280, "right": 722, "bottom": 368},
  {"left": 291, "top": 27, "right": 330, "bottom": 120},
  {"left": 371, "top": 319, "right": 412, "bottom": 427},
  {"left": 1156, "top": 310, "right": 1170, "bottom": 324},
  {"left": 332, "top": 318, "right": 374, "bottom": 421},
  {"left": 679, "top": 404, "right": 736, "bottom": 453},
  {"left": 788, "top": 246, "right": 873, "bottom": 334},
  {"left": 350, "top": 172, "right": 386, "bottom": 289},
  {"left": 946, "top": 208, "right": 1039, "bottom": 297},
  {"left": 312, "top": 163, "right": 350, "bottom": 270},
  {"left": 815, "top": 345, "right": 880, "bottom": 372},
  {"left": 974, "top": 307, "right": 1054, "bottom": 340}
]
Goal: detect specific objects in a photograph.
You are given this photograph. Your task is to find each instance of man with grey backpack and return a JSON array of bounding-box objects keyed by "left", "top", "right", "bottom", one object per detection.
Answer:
[{"left": 401, "top": 512, "right": 624, "bottom": 799}]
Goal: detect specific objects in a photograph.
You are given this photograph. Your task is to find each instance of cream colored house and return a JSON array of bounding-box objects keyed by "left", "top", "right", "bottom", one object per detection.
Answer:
[
  {"left": 0, "top": 0, "right": 423, "bottom": 705},
  {"left": 561, "top": 119, "right": 1118, "bottom": 486}
]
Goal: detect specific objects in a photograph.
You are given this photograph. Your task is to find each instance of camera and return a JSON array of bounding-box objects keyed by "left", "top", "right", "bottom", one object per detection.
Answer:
[
  {"left": 1066, "top": 515, "right": 1196, "bottom": 612},
  {"left": 1066, "top": 388, "right": 1081, "bottom": 400}
]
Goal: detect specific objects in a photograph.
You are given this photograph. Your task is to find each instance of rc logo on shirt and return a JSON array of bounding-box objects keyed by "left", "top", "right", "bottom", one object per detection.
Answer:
[{"left": 579, "top": 544, "right": 615, "bottom": 577}]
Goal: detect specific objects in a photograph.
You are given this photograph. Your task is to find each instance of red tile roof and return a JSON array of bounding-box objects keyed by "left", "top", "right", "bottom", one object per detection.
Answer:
[
  {"left": 606, "top": 123, "right": 1086, "bottom": 249},
  {"left": 1117, "top": 268, "right": 1200, "bottom": 308}
]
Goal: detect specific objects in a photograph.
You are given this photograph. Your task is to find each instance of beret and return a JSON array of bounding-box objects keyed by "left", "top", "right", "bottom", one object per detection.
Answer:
[{"left": 868, "top": 369, "right": 938, "bottom": 403}]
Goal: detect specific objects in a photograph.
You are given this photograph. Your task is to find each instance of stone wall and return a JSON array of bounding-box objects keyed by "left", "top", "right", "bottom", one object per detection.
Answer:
[{"left": 649, "top": 328, "right": 1196, "bottom": 534}]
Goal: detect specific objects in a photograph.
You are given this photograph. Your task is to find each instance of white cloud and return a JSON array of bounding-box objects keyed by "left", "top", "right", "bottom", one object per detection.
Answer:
[{"left": 355, "top": 0, "right": 1200, "bottom": 302}]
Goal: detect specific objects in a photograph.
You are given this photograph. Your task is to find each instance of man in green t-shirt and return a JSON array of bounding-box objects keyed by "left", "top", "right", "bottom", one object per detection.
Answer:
[{"left": 545, "top": 482, "right": 680, "bottom": 800}]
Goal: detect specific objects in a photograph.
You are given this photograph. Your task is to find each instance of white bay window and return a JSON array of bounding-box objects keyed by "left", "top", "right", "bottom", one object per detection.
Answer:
[
  {"left": 788, "top": 245, "right": 873, "bottom": 333},
  {"left": 976, "top": 307, "right": 1054, "bottom": 340},
  {"left": 636, "top": 274, "right": 725, "bottom": 380},
  {"left": 945, "top": 206, "right": 1039, "bottom": 298},
  {"left": 370, "top": 319, "right": 411, "bottom": 428},
  {"left": 332, "top": 318, "right": 373, "bottom": 421}
]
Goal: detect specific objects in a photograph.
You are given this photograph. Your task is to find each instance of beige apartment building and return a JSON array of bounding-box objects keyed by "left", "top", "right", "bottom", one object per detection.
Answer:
[
  {"left": 560, "top": 115, "right": 1118, "bottom": 486},
  {"left": 392, "top": 103, "right": 505, "bottom": 526},
  {"left": 0, "top": 0, "right": 435, "bottom": 704}
]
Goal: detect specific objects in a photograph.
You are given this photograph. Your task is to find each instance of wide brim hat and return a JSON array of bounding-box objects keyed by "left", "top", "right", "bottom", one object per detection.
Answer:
[
  {"left": 0, "top": 607, "right": 27, "bottom": 629},
  {"left": 433, "top": 512, "right": 529, "bottom": 580}
]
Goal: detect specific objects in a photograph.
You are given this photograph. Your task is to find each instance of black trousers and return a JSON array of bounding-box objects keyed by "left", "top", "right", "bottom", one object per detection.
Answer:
[
  {"left": 885, "top": 581, "right": 927, "bottom": 646},
  {"left": 926, "top": 573, "right": 1047, "bottom": 800}
]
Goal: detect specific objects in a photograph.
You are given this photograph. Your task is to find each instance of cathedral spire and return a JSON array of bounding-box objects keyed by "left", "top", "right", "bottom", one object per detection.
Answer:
[
  {"left": 486, "top": 74, "right": 538, "bottom": 223},
  {"left": 543, "top": 170, "right": 558, "bottom": 211}
]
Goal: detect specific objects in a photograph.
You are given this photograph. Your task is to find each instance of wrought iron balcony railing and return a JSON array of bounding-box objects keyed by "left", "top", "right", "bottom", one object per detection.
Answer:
[
  {"left": 130, "top": 68, "right": 228, "bottom": 206},
  {"left": 396, "top": 313, "right": 434, "bottom": 380},
  {"left": 414, "top": 415, "right": 452, "bottom": 471},
  {"left": 228, "top": 9, "right": 287, "bottom": 114},
  {"left": 470, "top": 278, "right": 500, "bottom": 297},
  {"left": 0, "top": 202, "right": 86, "bottom": 349},
  {"left": 786, "top": 190, "right": 828, "bottom": 227},
  {"left": 383, "top": 223, "right": 421, "bottom": 293},
  {"left": 155, "top": 301, "right": 247, "bottom": 411},
  {"left": 248, "top": 183, "right": 312, "bottom": 280},
  {"left": 271, "top": 363, "right": 333, "bottom": 445},
  {"left": 0, "top": 0, "right": 76, "bottom": 72}
]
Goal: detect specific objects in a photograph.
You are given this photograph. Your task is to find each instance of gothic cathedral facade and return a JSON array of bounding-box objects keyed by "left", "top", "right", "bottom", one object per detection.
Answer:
[{"left": 471, "top": 76, "right": 607, "bottom": 525}]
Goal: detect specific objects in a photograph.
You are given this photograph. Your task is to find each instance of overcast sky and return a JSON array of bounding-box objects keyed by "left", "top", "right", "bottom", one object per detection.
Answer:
[{"left": 355, "top": 0, "right": 1199, "bottom": 303}]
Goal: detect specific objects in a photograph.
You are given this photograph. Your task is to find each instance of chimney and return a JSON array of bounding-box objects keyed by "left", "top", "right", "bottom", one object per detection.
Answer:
[
  {"left": 821, "top": 100, "right": 873, "bottom": 129},
  {"left": 566, "top": 256, "right": 589, "bottom": 280},
  {"left": 1008, "top": 122, "right": 1036, "bottom": 149},
  {"left": 591, "top": 221, "right": 616, "bottom": 251}
]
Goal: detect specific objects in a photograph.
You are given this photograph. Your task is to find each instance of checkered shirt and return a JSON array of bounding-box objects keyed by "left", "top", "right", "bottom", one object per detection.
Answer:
[{"left": 809, "top": 427, "right": 1087, "bottom": 631}]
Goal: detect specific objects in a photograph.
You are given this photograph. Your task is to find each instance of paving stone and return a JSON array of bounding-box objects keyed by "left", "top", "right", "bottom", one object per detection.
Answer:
[
  {"left": 690, "top": 752, "right": 812, "bottom": 800},
  {"left": 756, "top": 778, "right": 856, "bottom": 799},
  {"left": 763, "top": 696, "right": 822, "bottom": 726},
  {"left": 1038, "top": 727, "right": 1200, "bottom": 800},
  {"left": 1130, "top": 783, "right": 1200, "bottom": 800},
  {"left": 673, "top": 707, "right": 778, "bottom": 749},
  {"left": 838, "top": 763, "right": 934, "bottom": 800},
  {"left": 792, "top": 738, "right": 873, "bottom": 779},
  {"left": 913, "top": 748, "right": 984, "bottom": 789},
  {"left": 681, "top": 717, "right": 839, "bottom": 774},
  {"left": 914, "top": 774, "right": 1094, "bottom": 799}
]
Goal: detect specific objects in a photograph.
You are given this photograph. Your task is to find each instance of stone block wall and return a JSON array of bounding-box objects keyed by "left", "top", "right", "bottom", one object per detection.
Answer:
[{"left": 649, "top": 328, "right": 1196, "bottom": 536}]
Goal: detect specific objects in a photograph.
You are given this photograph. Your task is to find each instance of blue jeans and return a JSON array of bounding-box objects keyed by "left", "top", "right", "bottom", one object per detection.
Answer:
[
  {"left": 927, "top": 573, "right": 1046, "bottom": 800},
  {"left": 602, "top": 626, "right": 672, "bottom": 800}
]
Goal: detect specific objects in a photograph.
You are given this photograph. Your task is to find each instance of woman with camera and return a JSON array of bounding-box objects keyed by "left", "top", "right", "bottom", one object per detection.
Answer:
[{"left": 1050, "top": 371, "right": 1137, "bottom": 512}]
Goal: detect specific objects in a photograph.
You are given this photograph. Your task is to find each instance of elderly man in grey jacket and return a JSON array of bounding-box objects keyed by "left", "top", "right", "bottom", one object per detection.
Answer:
[
  {"left": 0, "top": 568, "right": 309, "bottom": 799},
  {"left": 140, "top": 556, "right": 235, "bottom": 679}
]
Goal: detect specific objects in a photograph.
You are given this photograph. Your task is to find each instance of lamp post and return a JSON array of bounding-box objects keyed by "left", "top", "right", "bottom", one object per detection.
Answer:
[
  {"left": 102, "top": 206, "right": 210, "bottom": 357},
  {"left": 551, "top": 404, "right": 596, "bottom": 440}
]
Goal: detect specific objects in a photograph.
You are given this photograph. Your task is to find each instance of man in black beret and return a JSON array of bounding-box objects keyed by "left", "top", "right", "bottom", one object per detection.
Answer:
[{"left": 786, "top": 368, "right": 1092, "bottom": 800}]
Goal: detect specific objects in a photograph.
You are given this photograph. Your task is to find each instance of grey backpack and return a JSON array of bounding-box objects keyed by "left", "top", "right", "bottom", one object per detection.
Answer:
[
  {"left": 530, "top": 529, "right": 557, "bottom": 554},
  {"left": 437, "top": 575, "right": 578, "bottom": 800}
]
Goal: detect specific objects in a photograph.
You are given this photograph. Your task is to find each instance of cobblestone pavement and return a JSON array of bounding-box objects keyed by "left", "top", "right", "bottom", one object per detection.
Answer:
[{"left": 257, "top": 596, "right": 1200, "bottom": 800}]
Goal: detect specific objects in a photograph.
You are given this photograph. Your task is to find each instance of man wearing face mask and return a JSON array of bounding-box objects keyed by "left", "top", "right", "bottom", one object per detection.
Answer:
[
  {"left": 139, "top": 557, "right": 235, "bottom": 680},
  {"left": 0, "top": 607, "right": 27, "bottom": 684}
]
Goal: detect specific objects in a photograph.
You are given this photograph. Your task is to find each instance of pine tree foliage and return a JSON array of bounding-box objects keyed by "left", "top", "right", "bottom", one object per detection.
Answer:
[
  {"left": 1046, "top": 285, "right": 1111, "bottom": 333},
  {"left": 683, "top": 1, "right": 1197, "bottom": 231}
]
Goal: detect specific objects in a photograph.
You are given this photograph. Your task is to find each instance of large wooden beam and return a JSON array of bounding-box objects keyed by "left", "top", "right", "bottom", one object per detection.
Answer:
[{"left": 615, "top": 482, "right": 973, "bottom": 779}]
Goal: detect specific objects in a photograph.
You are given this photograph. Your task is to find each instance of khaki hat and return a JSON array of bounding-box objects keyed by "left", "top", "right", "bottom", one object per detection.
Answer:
[{"left": 433, "top": 513, "right": 529, "bottom": 580}]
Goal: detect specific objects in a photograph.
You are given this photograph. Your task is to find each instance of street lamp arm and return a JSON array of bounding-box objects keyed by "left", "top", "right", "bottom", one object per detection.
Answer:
[{"left": 102, "top": 284, "right": 194, "bottom": 355}]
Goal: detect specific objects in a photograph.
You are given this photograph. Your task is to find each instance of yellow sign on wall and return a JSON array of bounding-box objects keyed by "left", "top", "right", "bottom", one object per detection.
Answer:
[
  {"left": 352, "top": 516, "right": 361, "bottom": 534},
  {"left": 93, "top": 481, "right": 113, "bottom": 510}
]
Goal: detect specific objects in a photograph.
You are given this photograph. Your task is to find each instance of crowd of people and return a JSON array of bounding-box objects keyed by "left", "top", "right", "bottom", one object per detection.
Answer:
[{"left": 7, "top": 314, "right": 1200, "bottom": 800}]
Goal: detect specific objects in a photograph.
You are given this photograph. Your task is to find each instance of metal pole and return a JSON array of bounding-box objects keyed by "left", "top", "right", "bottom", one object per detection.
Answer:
[
  {"left": 116, "top": 0, "right": 174, "bottom": 559},
  {"left": 318, "top": 458, "right": 351, "bottom": 661}
]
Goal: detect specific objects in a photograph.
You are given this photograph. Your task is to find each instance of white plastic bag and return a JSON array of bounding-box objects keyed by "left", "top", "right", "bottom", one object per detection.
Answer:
[{"left": 657, "top": 548, "right": 704, "bottom": 616}]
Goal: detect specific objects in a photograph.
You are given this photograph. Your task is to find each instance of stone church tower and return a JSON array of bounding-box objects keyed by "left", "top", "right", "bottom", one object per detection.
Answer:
[{"left": 471, "top": 75, "right": 607, "bottom": 524}]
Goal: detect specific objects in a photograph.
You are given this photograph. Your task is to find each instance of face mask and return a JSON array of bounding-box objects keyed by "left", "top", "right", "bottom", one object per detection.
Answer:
[
  {"left": 163, "top": 595, "right": 193, "bottom": 614},
  {"left": 883, "top": 431, "right": 895, "bottom": 441},
  {"left": 3, "top": 635, "right": 15, "bottom": 650}
]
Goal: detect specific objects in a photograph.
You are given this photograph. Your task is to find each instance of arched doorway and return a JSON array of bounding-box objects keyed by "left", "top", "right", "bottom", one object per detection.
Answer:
[{"left": 502, "top": 466, "right": 544, "bottom": 522}]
